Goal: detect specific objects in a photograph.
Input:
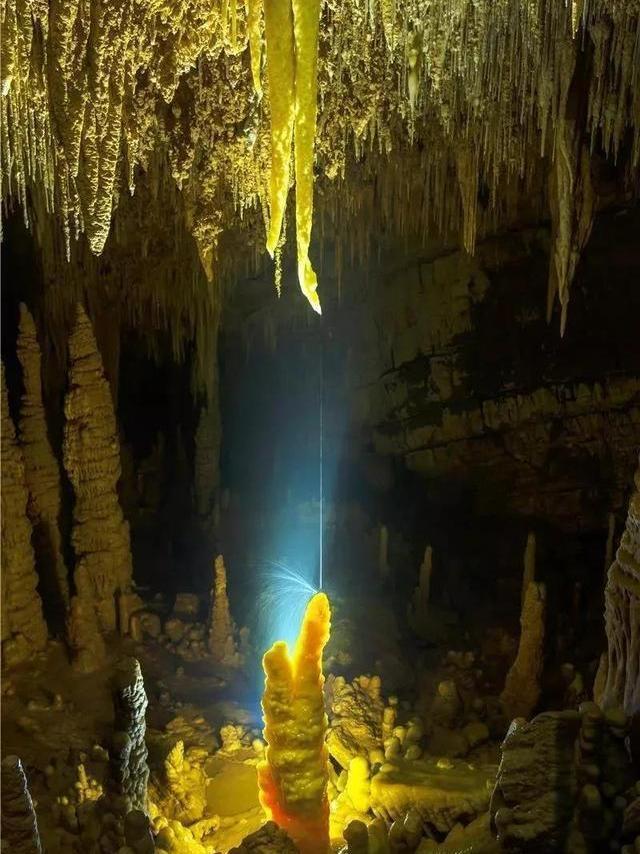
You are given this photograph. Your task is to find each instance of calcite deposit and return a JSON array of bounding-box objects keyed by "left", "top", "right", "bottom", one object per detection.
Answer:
[
  {"left": 63, "top": 304, "right": 133, "bottom": 654},
  {"left": 1, "top": 363, "right": 48, "bottom": 668}
]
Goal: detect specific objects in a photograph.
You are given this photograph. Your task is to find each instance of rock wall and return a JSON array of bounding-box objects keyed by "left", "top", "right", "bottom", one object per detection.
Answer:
[
  {"left": 222, "top": 208, "right": 640, "bottom": 537},
  {"left": 63, "top": 305, "right": 133, "bottom": 637},
  {"left": 596, "top": 460, "right": 640, "bottom": 715},
  {"left": 1, "top": 363, "right": 48, "bottom": 667}
]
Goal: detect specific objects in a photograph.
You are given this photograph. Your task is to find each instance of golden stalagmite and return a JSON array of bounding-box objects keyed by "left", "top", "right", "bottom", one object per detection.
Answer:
[
  {"left": 258, "top": 591, "right": 331, "bottom": 854},
  {"left": 1, "top": 362, "right": 48, "bottom": 668},
  {"left": 263, "top": 0, "right": 295, "bottom": 259},
  {"left": 63, "top": 304, "right": 133, "bottom": 645},
  {"left": 16, "top": 304, "right": 70, "bottom": 612}
]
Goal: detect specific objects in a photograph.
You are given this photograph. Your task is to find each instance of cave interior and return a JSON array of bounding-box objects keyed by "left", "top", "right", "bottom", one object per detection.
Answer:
[{"left": 1, "top": 0, "right": 640, "bottom": 852}]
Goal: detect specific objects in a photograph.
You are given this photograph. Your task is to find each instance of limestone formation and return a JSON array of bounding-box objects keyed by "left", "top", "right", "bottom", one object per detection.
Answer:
[
  {"left": 108, "top": 657, "right": 149, "bottom": 813},
  {"left": 491, "top": 703, "right": 634, "bottom": 851},
  {"left": 0, "top": 755, "right": 42, "bottom": 854},
  {"left": 596, "top": 462, "right": 640, "bottom": 715},
  {"left": 500, "top": 581, "right": 546, "bottom": 721},
  {"left": 208, "top": 555, "right": 241, "bottom": 666},
  {"left": 326, "top": 674, "right": 386, "bottom": 769},
  {"left": 16, "top": 303, "right": 70, "bottom": 612},
  {"left": 1, "top": 363, "right": 48, "bottom": 668},
  {"left": 63, "top": 304, "right": 133, "bottom": 647}
]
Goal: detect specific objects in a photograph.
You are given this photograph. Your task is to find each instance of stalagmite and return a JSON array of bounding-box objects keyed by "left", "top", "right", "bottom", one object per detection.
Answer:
[
  {"left": 521, "top": 532, "right": 536, "bottom": 610},
  {"left": 63, "top": 304, "right": 133, "bottom": 648},
  {"left": 408, "top": 545, "right": 432, "bottom": 636},
  {"left": 1, "top": 363, "right": 48, "bottom": 668},
  {"left": 500, "top": 581, "right": 546, "bottom": 721},
  {"left": 108, "top": 657, "right": 149, "bottom": 813},
  {"left": 1, "top": 755, "right": 43, "bottom": 853},
  {"left": 208, "top": 555, "right": 241, "bottom": 666},
  {"left": 194, "top": 398, "right": 221, "bottom": 529},
  {"left": 16, "top": 304, "right": 70, "bottom": 613},
  {"left": 378, "top": 524, "right": 390, "bottom": 584},
  {"left": 258, "top": 592, "right": 331, "bottom": 854},
  {"left": 596, "top": 462, "right": 640, "bottom": 715}
]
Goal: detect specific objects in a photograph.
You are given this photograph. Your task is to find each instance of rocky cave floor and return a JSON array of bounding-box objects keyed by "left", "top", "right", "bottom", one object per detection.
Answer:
[{"left": 3, "top": 579, "right": 639, "bottom": 854}]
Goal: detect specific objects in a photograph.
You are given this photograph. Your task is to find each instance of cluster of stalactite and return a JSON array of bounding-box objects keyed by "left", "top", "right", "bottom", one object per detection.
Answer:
[{"left": 2, "top": 0, "right": 638, "bottom": 326}]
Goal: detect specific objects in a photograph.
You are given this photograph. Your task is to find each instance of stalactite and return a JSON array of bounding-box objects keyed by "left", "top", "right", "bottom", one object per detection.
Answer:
[
  {"left": 1, "top": 362, "right": 48, "bottom": 668},
  {"left": 16, "top": 304, "right": 70, "bottom": 613},
  {"left": 2, "top": 0, "right": 639, "bottom": 327},
  {"left": 63, "top": 304, "right": 133, "bottom": 646},
  {"left": 258, "top": 592, "right": 331, "bottom": 854}
]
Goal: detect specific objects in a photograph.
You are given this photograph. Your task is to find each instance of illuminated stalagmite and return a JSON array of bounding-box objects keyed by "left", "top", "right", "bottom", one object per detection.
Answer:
[
  {"left": 258, "top": 592, "right": 331, "bottom": 854},
  {"left": 16, "top": 304, "right": 70, "bottom": 611},
  {"left": 63, "top": 305, "right": 133, "bottom": 650},
  {"left": 0, "top": 363, "right": 48, "bottom": 668},
  {"left": 108, "top": 658, "right": 149, "bottom": 813},
  {"left": 596, "top": 463, "right": 640, "bottom": 715}
]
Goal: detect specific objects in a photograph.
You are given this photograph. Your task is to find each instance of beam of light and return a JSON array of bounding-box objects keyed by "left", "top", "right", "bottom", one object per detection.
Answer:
[{"left": 255, "top": 559, "right": 319, "bottom": 653}]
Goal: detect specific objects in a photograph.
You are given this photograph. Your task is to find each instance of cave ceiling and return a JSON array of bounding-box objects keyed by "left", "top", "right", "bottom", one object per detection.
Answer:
[{"left": 1, "top": 0, "right": 639, "bottom": 342}]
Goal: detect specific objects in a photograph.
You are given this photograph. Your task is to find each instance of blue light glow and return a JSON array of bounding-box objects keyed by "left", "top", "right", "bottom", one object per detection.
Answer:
[{"left": 255, "top": 559, "right": 319, "bottom": 651}]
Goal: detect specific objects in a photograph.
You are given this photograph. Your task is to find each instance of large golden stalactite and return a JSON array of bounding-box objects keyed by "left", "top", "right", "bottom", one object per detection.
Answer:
[{"left": 263, "top": 0, "right": 322, "bottom": 314}]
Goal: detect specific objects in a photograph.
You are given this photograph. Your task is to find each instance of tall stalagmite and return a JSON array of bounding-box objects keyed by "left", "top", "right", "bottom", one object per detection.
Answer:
[
  {"left": 63, "top": 304, "right": 133, "bottom": 651},
  {"left": 208, "top": 555, "right": 240, "bottom": 666},
  {"left": 258, "top": 592, "right": 331, "bottom": 854},
  {"left": 1, "top": 363, "right": 48, "bottom": 668},
  {"left": 596, "top": 462, "right": 640, "bottom": 715},
  {"left": 16, "top": 304, "right": 70, "bottom": 614},
  {"left": 501, "top": 581, "right": 546, "bottom": 721}
]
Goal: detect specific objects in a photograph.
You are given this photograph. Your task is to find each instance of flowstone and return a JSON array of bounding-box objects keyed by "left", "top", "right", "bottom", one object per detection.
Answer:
[
  {"left": 369, "top": 757, "right": 495, "bottom": 835},
  {"left": 596, "top": 462, "right": 640, "bottom": 715}
]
